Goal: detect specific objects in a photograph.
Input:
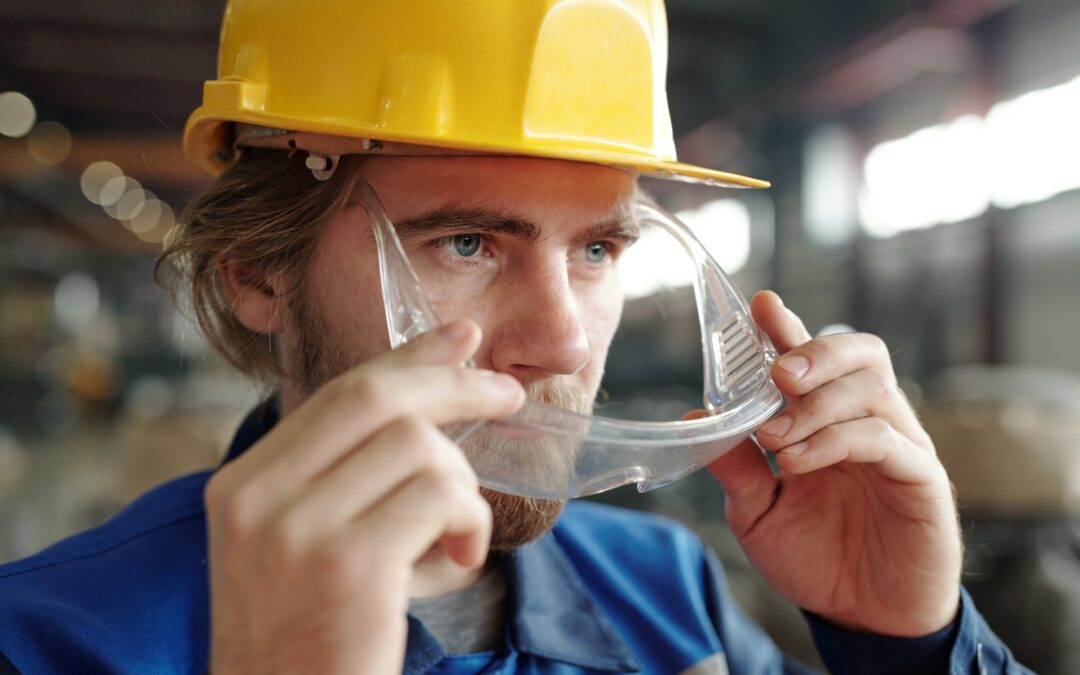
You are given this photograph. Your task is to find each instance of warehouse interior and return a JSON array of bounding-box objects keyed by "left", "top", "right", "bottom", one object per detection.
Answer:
[{"left": 1, "top": 0, "right": 1078, "bottom": 671}]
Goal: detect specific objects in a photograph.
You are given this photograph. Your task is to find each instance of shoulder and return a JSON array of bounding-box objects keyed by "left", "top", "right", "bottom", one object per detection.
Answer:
[
  {"left": 0, "top": 469, "right": 211, "bottom": 583},
  {"left": 0, "top": 470, "right": 214, "bottom": 674}
]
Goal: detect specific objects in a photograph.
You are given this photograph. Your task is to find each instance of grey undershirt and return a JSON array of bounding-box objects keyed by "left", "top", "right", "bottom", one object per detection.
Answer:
[{"left": 408, "top": 565, "right": 508, "bottom": 655}]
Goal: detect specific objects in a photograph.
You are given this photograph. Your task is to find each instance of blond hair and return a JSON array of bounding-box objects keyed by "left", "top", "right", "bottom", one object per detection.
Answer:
[{"left": 157, "top": 149, "right": 358, "bottom": 379}]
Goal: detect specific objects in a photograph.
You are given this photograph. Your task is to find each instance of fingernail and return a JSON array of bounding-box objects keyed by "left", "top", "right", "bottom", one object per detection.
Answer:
[
  {"left": 780, "top": 441, "right": 809, "bottom": 457},
  {"left": 778, "top": 355, "right": 810, "bottom": 378},
  {"left": 439, "top": 321, "right": 472, "bottom": 342},
  {"left": 759, "top": 415, "right": 793, "bottom": 438}
]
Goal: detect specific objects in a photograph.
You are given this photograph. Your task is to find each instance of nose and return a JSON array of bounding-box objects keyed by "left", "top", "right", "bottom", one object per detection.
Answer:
[{"left": 487, "top": 260, "right": 592, "bottom": 382}]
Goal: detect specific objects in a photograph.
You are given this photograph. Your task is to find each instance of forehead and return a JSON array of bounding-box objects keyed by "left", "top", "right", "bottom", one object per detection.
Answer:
[{"left": 356, "top": 155, "right": 638, "bottom": 225}]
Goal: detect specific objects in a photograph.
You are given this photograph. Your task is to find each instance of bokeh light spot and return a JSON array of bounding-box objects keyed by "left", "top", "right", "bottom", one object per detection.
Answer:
[
  {"left": 137, "top": 202, "right": 176, "bottom": 244},
  {"left": 115, "top": 188, "right": 148, "bottom": 222},
  {"left": 100, "top": 175, "right": 134, "bottom": 209},
  {"left": 54, "top": 272, "right": 101, "bottom": 333},
  {"left": 128, "top": 198, "right": 163, "bottom": 233},
  {"left": 80, "top": 161, "right": 124, "bottom": 204},
  {"left": 26, "top": 121, "right": 73, "bottom": 165},
  {"left": 0, "top": 91, "right": 36, "bottom": 138}
]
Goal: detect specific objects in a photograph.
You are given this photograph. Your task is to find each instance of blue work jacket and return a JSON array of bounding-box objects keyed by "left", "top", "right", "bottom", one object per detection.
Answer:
[{"left": 0, "top": 401, "right": 1030, "bottom": 674}]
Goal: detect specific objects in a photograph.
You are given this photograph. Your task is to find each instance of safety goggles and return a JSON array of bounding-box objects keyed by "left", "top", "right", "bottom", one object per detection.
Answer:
[{"left": 356, "top": 179, "right": 783, "bottom": 499}]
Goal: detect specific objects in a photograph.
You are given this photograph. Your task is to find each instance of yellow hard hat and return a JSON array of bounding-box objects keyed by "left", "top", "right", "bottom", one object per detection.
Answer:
[{"left": 184, "top": 0, "right": 768, "bottom": 189}]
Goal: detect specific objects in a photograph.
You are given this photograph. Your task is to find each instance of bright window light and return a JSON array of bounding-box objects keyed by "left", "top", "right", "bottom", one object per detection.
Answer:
[
  {"left": 804, "top": 124, "right": 859, "bottom": 247},
  {"left": 683, "top": 199, "right": 752, "bottom": 274},
  {"left": 986, "top": 74, "right": 1080, "bottom": 209},
  {"left": 619, "top": 227, "right": 687, "bottom": 300},
  {"left": 620, "top": 199, "right": 751, "bottom": 300},
  {"left": 859, "top": 73, "right": 1080, "bottom": 237},
  {"left": 860, "top": 115, "right": 990, "bottom": 237}
]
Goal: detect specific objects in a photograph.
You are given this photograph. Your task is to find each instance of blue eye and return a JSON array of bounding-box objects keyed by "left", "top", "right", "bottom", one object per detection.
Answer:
[
  {"left": 585, "top": 242, "right": 608, "bottom": 263},
  {"left": 450, "top": 234, "right": 482, "bottom": 257}
]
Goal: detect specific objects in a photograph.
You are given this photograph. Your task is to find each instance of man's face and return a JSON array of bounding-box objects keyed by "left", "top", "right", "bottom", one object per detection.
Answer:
[{"left": 279, "top": 155, "right": 638, "bottom": 549}]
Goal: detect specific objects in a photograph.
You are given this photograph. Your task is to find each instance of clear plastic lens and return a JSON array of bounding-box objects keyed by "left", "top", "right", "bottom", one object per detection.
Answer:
[{"left": 360, "top": 180, "right": 783, "bottom": 498}]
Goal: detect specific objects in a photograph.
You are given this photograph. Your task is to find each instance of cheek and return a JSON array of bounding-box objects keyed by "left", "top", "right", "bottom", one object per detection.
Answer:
[
  {"left": 411, "top": 256, "right": 497, "bottom": 328},
  {"left": 423, "top": 280, "right": 494, "bottom": 326},
  {"left": 303, "top": 221, "right": 393, "bottom": 359},
  {"left": 581, "top": 277, "right": 624, "bottom": 365}
]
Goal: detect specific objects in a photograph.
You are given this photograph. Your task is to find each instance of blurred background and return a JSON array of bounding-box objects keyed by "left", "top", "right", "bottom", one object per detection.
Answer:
[{"left": 1, "top": 0, "right": 1078, "bottom": 671}]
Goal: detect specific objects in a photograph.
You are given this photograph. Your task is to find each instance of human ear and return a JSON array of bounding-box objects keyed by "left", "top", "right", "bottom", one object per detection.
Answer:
[{"left": 219, "top": 260, "right": 288, "bottom": 334}]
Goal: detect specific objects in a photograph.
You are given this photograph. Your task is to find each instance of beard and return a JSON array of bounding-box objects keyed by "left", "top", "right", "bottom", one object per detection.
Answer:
[{"left": 287, "top": 290, "right": 592, "bottom": 551}]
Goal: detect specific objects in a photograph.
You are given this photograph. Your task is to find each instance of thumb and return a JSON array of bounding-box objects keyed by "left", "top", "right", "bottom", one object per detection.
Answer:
[
  {"left": 685, "top": 409, "right": 779, "bottom": 538},
  {"left": 750, "top": 290, "right": 812, "bottom": 354}
]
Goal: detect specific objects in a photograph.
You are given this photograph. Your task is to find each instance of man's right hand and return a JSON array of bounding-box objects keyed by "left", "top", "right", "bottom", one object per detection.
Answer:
[{"left": 203, "top": 321, "right": 524, "bottom": 675}]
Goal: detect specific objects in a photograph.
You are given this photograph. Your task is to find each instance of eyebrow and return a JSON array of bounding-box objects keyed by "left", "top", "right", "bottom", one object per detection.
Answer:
[
  {"left": 394, "top": 207, "right": 542, "bottom": 242},
  {"left": 392, "top": 205, "right": 641, "bottom": 245},
  {"left": 574, "top": 215, "right": 640, "bottom": 246}
]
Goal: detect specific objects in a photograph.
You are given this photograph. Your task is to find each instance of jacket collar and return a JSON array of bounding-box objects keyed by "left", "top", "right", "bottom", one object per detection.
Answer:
[
  {"left": 226, "top": 398, "right": 640, "bottom": 672},
  {"left": 222, "top": 396, "right": 279, "bottom": 464},
  {"left": 505, "top": 531, "right": 641, "bottom": 671}
]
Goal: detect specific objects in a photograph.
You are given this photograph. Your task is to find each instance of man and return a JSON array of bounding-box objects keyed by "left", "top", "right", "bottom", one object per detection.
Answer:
[{"left": 0, "top": 1, "right": 1029, "bottom": 673}]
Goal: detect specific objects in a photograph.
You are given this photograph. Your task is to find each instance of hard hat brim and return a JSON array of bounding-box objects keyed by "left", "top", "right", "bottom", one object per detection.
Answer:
[{"left": 184, "top": 112, "right": 770, "bottom": 190}]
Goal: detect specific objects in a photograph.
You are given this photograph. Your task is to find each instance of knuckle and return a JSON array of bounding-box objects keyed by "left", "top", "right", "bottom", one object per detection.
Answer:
[
  {"left": 427, "top": 471, "right": 460, "bottom": 500},
  {"left": 393, "top": 416, "right": 443, "bottom": 459},
  {"left": 816, "top": 336, "right": 844, "bottom": 363},
  {"left": 402, "top": 413, "right": 437, "bottom": 440},
  {"left": 344, "top": 375, "right": 381, "bottom": 408},
  {"left": 212, "top": 482, "right": 262, "bottom": 545},
  {"left": 421, "top": 470, "right": 466, "bottom": 505},
  {"left": 860, "top": 332, "right": 890, "bottom": 358},
  {"left": 799, "top": 391, "right": 827, "bottom": 424},
  {"left": 814, "top": 422, "right": 843, "bottom": 446},
  {"left": 866, "top": 416, "right": 894, "bottom": 441},
  {"left": 398, "top": 429, "right": 441, "bottom": 471},
  {"left": 792, "top": 339, "right": 837, "bottom": 373},
  {"left": 332, "top": 372, "right": 390, "bottom": 415},
  {"left": 866, "top": 369, "right": 895, "bottom": 398},
  {"left": 322, "top": 372, "right": 357, "bottom": 402}
]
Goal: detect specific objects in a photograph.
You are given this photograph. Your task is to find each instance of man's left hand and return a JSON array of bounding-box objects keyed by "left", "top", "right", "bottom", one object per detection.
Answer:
[{"left": 697, "top": 290, "right": 962, "bottom": 637}]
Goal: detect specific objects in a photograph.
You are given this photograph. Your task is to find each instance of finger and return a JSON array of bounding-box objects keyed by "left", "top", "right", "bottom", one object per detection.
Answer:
[
  {"left": 236, "top": 318, "right": 485, "bottom": 475},
  {"left": 220, "top": 363, "right": 522, "bottom": 521},
  {"left": 685, "top": 409, "right": 779, "bottom": 539},
  {"left": 755, "top": 368, "right": 925, "bottom": 452},
  {"left": 769, "top": 332, "right": 895, "bottom": 398},
  {"left": 774, "top": 417, "right": 935, "bottom": 485},
  {"left": 354, "top": 470, "right": 492, "bottom": 569},
  {"left": 292, "top": 319, "right": 484, "bottom": 428},
  {"left": 346, "top": 319, "right": 484, "bottom": 376},
  {"left": 750, "top": 290, "right": 812, "bottom": 354},
  {"left": 274, "top": 417, "right": 477, "bottom": 548},
  {"left": 244, "top": 365, "right": 522, "bottom": 495}
]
